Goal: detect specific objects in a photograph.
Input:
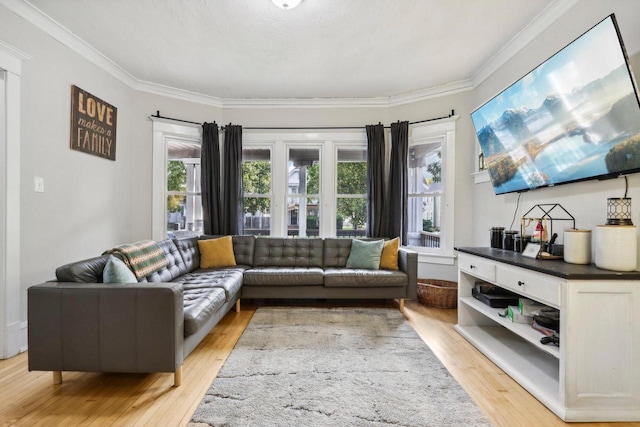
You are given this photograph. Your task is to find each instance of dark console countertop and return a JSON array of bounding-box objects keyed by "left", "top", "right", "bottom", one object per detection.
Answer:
[{"left": 455, "top": 247, "right": 640, "bottom": 280}]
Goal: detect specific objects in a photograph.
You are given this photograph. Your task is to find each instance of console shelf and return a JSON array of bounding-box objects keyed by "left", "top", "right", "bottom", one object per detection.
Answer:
[
  {"left": 459, "top": 296, "right": 559, "bottom": 358},
  {"left": 456, "top": 247, "right": 640, "bottom": 422},
  {"left": 455, "top": 324, "right": 561, "bottom": 415}
]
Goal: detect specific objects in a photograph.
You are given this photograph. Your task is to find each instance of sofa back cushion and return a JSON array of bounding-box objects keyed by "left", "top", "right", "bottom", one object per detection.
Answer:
[
  {"left": 142, "top": 239, "right": 187, "bottom": 282},
  {"left": 253, "top": 238, "right": 323, "bottom": 267},
  {"left": 323, "top": 238, "right": 352, "bottom": 268},
  {"left": 173, "top": 237, "right": 201, "bottom": 273},
  {"left": 56, "top": 255, "right": 110, "bottom": 283},
  {"left": 231, "top": 235, "right": 256, "bottom": 266}
]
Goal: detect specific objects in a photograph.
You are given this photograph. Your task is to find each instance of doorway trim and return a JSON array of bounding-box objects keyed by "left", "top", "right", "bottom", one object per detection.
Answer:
[{"left": 0, "top": 41, "right": 30, "bottom": 358}]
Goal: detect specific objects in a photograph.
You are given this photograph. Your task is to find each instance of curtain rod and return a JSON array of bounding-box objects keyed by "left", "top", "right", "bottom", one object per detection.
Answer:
[{"left": 151, "top": 109, "right": 455, "bottom": 130}]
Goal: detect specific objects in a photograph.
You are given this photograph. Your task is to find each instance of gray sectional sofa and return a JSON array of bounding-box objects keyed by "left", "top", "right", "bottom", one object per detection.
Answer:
[{"left": 28, "top": 235, "right": 417, "bottom": 386}]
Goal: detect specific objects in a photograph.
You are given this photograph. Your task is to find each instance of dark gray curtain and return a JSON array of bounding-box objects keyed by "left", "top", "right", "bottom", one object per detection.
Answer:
[
  {"left": 366, "top": 123, "right": 386, "bottom": 237},
  {"left": 388, "top": 121, "right": 409, "bottom": 244},
  {"left": 221, "top": 124, "right": 243, "bottom": 235},
  {"left": 201, "top": 122, "right": 222, "bottom": 235}
]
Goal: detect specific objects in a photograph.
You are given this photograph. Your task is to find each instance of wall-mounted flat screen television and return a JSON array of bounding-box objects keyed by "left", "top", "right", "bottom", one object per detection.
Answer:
[{"left": 471, "top": 14, "right": 640, "bottom": 195}]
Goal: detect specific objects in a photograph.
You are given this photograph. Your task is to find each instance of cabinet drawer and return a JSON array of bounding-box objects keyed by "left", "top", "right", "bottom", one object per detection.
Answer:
[
  {"left": 459, "top": 254, "right": 496, "bottom": 282},
  {"left": 496, "top": 264, "right": 561, "bottom": 307}
]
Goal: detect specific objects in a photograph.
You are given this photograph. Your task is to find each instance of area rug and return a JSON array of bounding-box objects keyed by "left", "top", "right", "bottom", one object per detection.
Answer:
[{"left": 189, "top": 308, "right": 492, "bottom": 427}]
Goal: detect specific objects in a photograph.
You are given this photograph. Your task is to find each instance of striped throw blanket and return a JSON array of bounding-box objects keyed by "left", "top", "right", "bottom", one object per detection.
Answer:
[{"left": 103, "top": 240, "right": 168, "bottom": 280}]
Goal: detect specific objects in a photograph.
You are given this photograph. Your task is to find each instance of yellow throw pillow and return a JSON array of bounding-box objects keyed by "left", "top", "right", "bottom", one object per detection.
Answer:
[
  {"left": 379, "top": 237, "right": 400, "bottom": 270},
  {"left": 198, "top": 236, "right": 237, "bottom": 269}
]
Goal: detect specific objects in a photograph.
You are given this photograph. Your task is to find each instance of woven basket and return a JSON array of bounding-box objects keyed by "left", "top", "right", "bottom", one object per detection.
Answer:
[{"left": 417, "top": 279, "right": 458, "bottom": 309}]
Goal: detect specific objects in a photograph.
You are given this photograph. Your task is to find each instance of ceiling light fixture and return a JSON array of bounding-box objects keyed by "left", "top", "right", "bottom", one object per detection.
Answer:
[{"left": 271, "top": 0, "right": 302, "bottom": 10}]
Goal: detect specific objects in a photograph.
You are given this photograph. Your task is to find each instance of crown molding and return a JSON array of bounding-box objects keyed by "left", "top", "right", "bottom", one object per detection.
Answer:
[
  {"left": 471, "top": 0, "right": 579, "bottom": 87},
  {"left": 221, "top": 96, "right": 389, "bottom": 109},
  {"left": 134, "top": 79, "right": 224, "bottom": 108},
  {"left": 2, "top": 0, "right": 576, "bottom": 109},
  {"left": 387, "top": 80, "right": 475, "bottom": 107},
  {"left": 0, "top": 0, "right": 137, "bottom": 87}
]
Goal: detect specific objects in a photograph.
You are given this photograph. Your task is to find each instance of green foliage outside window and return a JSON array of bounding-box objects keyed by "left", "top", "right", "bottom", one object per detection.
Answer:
[
  {"left": 337, "top": 162, "right": 367, "bottom": 230},
  {"left": 426, "top": 152, "right": 442, "bottom": 183},
  {"left": 243, "top": 161, "right": 271, "bottom": 214},
  {"left": 305, "top": 163, "right": 320, "bottom": 195},
  {"left": 168, "top": 160, "right": 187, "bottom": 191},
  {"left": 167, "top": 160, "right": 186, "bottom": 213},
  {"left": 337, "top": 198, "right": 367, "bottom": 230}
]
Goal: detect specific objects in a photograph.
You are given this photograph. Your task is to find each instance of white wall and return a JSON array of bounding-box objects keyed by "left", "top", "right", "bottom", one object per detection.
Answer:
[
  {"left": 0, "top": 7, "right": 137, "bottom": 337},
  {"left": 468, "top": 0, "right": 640, "bottom": 258}
]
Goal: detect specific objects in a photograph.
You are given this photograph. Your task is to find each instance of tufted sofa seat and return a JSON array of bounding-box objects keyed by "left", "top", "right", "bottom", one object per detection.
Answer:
[
  {"left": 240, "top": 237, "right": 417, "bottom": 302},
  {"left": 27, "top": 234, "right": 417, "bottom": 388},
  {"left": 243, "top": 238, "right": 325, "bottom": 286}
]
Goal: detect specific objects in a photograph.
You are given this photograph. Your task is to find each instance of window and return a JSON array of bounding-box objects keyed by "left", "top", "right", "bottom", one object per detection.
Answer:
[
  {"left": 336, "top": 148, "right": 367, "bottom": 237},
  {"left": 242, "top": 148, "right": 271, "bottom": 236},
  {"left": 151, "top": 119, "right": 203, "bottom": 241},
  {"left": 166, "top": 139, "right": 203, "bottom": 238},
  {"left": 242, "top": 130, "right": 366, "bottom": 237},
  {"left": 407, "top": 140, "right": 442, "bottom": 248},
  {"left": 406, "top": 118, "right": 456, "bottom": 259},
  {"left": 287, "top": 148, "right": 320, "bottom": 237}
]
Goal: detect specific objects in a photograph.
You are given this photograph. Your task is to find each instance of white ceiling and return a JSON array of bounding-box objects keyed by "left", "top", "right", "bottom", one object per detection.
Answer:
[{"left": 15, "top": 0, "right": 570, "bottom": 104}]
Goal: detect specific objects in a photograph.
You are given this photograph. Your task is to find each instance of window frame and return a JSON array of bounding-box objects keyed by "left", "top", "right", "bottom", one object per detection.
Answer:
[
  {"left": 406, "top": 118, "right": 457, "bottom": 261},
  {"left": 242, "top": 145, "right": 273, "bottom": 236},
  {"left": 151, "top": 118, "right": 202, "bottom": 241},
  {"left": 335, "top": 145, "right": 368, "bottom": 238},
  {"left": 286, "top": 145, "right": 323, "bottom": 238},
  {"left": 166, "top": 155, "right": 203, "bottom": 236}
]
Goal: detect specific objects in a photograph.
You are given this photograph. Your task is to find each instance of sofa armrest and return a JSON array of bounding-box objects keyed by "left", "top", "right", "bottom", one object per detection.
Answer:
[
  {"left": 398, "top": 247, "right": 418, "bottom": 299},
  {"left": 28, "top": 282, "right": 184, "bottom": 374}
]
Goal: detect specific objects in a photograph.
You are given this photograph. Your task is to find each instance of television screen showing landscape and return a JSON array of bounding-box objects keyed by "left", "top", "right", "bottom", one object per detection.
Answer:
[{"left": 472, "top": 14, "right": 640, "bottom": 195}]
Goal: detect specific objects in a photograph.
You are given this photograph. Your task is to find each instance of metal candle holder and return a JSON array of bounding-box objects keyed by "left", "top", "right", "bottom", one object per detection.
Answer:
[{"left": 606, "top": 197, "right": 633, "bottom": 226}]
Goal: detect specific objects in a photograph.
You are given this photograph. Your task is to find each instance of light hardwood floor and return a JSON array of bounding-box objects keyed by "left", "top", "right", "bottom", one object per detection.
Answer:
[{"left": 1, "top": 300, "right": 639, "bottom": 426}]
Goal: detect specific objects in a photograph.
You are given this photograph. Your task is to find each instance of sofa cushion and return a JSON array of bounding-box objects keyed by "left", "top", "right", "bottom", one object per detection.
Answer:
[
  {"left": 103, "top": 255, "right": 137, "bottom": 283},
  {"left": 175, "top": 268, "right": 244, "bottom": 301},
  {"left": 380, "top": 237, "right": 400, "bottom": 270},
  {"left": 56, "top": 255, "right": 109, "bottom": 283},
  {"left": 232, "top": 235, "right": 256, "bottom": 267},
  {"left": 324, "top": 268, "right": 407, "bottom": 287},
  {"left": 183, "top": 286, "right": 226, "bottom": 337},
  {"left": 173, "top": 237, "right": 201, "bottom": 273},
  {"left": 323, "top": 238, "right": 352, "bottom": 268},
  {"left": 254, "top": 238, "right": 323, "bottom": 267},
  {"left": 198, "top": 236, "right": 237, "bottom": 269},
  {"left": 141, "top": 239, "right": 187, "bottom": 283},
  {"left": 346, "top": 239, "right": 384, "bottom": 270},
  {"left": 243, "top": 267, "right": 324, "bottom": 286}
]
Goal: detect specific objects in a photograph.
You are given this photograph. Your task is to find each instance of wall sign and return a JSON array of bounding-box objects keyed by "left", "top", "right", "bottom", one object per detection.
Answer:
[{"left": 70, "top": 85, "right": 117, "bottom": 160}]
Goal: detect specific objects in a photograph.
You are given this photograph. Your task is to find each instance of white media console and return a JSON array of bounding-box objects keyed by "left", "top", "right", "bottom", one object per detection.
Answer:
[{"left": 456, "top": 247, "right": 640, "bottom": 422}]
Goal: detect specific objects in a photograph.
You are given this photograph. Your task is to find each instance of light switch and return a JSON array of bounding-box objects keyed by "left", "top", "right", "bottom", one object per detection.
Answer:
[{"left": 34, "top": 176, "right": 44, "bottom": 193}]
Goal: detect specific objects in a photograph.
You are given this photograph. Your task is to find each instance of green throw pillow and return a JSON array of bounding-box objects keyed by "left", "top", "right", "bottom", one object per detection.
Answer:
[
  {"left": 103, "top": 255, "right": 137, "bottom": 283},
  {"left": 346, "top": 239, "right": 384, "bottom": 270}
]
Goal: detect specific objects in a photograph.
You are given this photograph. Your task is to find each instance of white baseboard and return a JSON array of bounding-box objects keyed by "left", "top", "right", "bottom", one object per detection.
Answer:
[
  {"left": 19, "top": 321, "right": 27, "bottom": 353},
  {"left": 3, "top": 321, "right": 22, "bottom": 358}
]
